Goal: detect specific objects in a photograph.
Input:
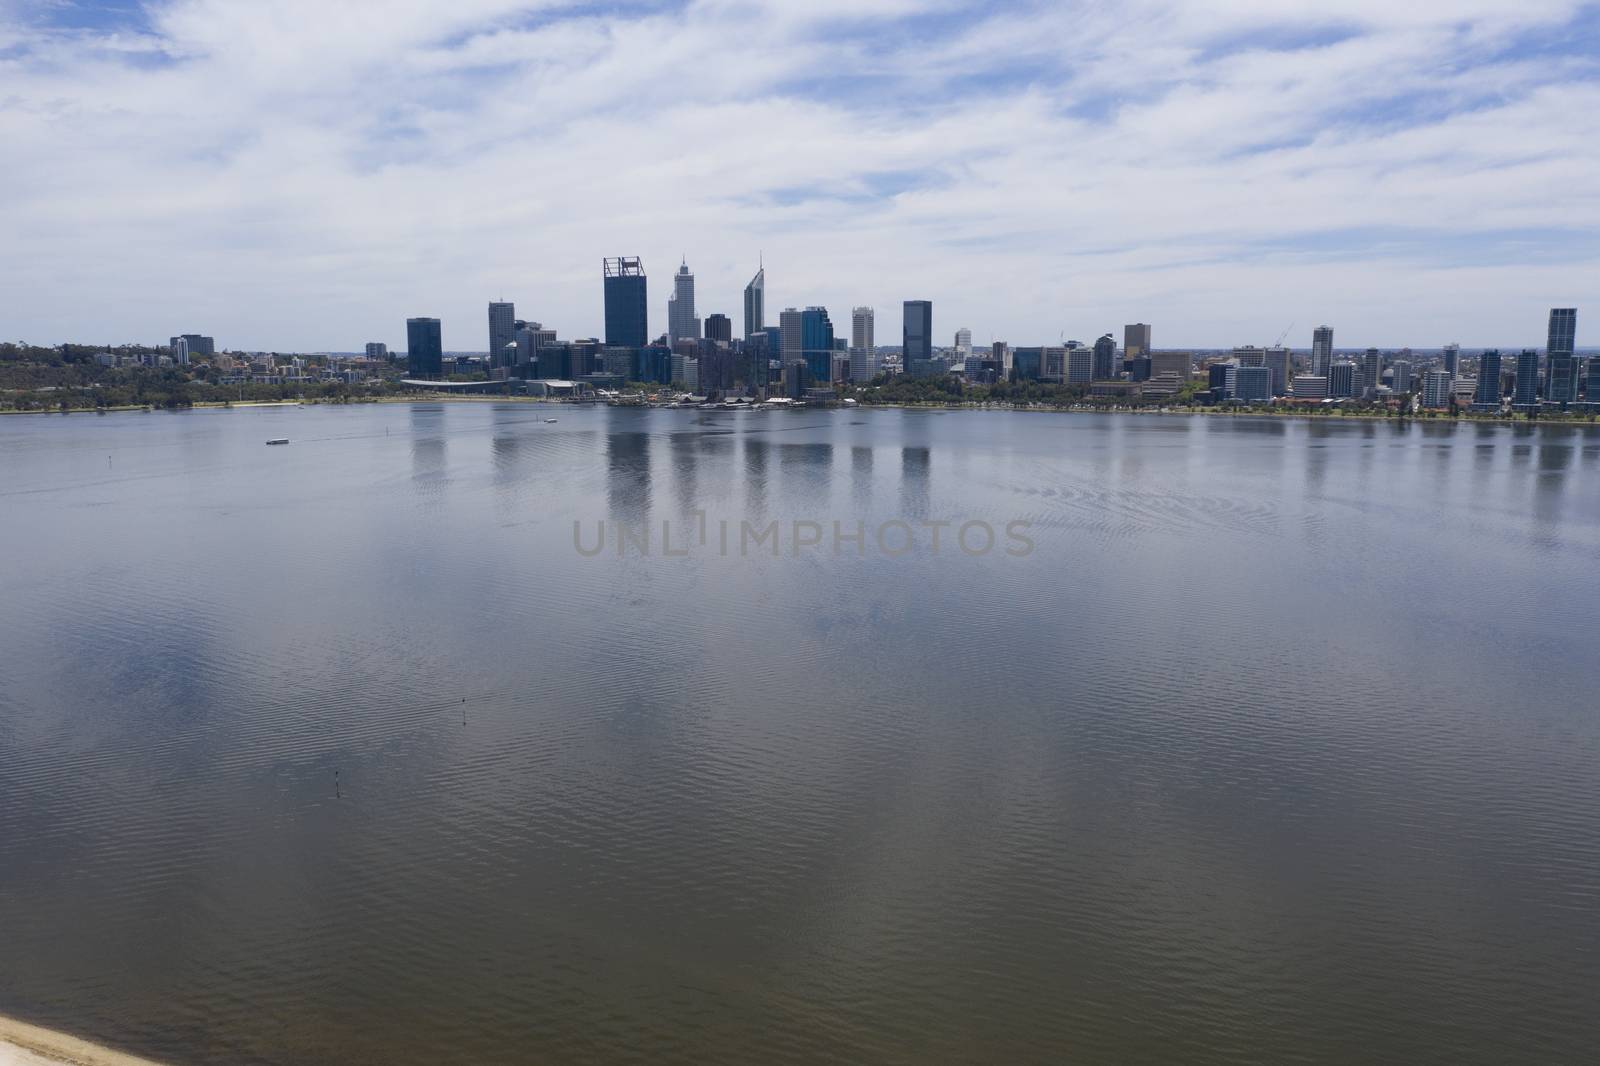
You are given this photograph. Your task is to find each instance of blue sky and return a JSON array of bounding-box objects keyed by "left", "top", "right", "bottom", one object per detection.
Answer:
[{"left": 2, "top": 0, "right": 1597, "bottom": 351}]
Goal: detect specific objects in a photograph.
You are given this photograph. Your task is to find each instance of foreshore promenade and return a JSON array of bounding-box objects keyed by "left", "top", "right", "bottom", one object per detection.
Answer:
[{"left": 0, "top": 1015, "right": 164, "bottom": 1066}]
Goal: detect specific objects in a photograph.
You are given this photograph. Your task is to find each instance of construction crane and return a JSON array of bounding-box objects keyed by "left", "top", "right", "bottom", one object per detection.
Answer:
[{"left": 1274, "top": 322, "right": 1295, "bottom": 348}]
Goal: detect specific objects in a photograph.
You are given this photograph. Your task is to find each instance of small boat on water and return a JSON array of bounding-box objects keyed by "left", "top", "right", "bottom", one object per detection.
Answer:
[
  {"left": 544, "top": 418, "right": 558, "bottom": 423},
  {"left": 266, "top": 438, "right": 290, "bottom": 446}
]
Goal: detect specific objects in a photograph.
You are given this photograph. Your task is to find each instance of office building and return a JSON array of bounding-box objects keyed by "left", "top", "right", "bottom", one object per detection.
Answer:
[
  {"left": 406, "top": 317, "right": 443, "bottom": 378},
  {"left": 603, "top": 257, "right": 648, "bottom": 348},
  {"left": 1012, "top": 346, "right": 1044, "bottom": 382},
  {"left": 954, "top": 327, "right": 972, "bottom": 358},
  {"left": 1311, "top": 325, "right": 1334, "bottom": 376},
  {"left": 1512, "top": 349, "right": 1541, "bottom": 409},
  {"left": 1093, "top": 334, "right": 1117, "bottom": 380},
  {"left": 1067, "top": 347, "right": 1093, "bottom": 385},
  {"left": 1265, "top": 346, "right": 1290, "bottom": 396},
  {"left": 781, "top": 307, "right": 836, "bottom": 384},
  {"left": 169, "top": 337, "right": 190, "bottom": 366},
  {"left": 992, "top": 341, "right": 1012, "bottom": 377},
  {"left": 487, "top": 301, "right": 516, "bottom": 370},
  {"left": 169, "top": 334, "right": 214, "bottom": 361},
  {"left": 1150, "top": 351, "right": 1191, "bottom": 381},
  {"left": 1390, "top": 359, "right": 1413, "bottom": 395},
  {"left": 1443, "top": 343, "right": 1460, "bottom": 378},
  {"left": 365, "top": 342, "right": 388, "bottom": 361},
  {"left": 667, "top": 258, "right": 699, "bottom": 344},
  {"left": 1293, "top": 375, "right": 1328, "bottom": 400},
  {"left": 1585, "top": 358, "right": 1600, "bottom": 405},
  {"left": 1361, "top": 348, "right": 1382, "bottom": 397},
  {"left": 1233, "top": 346, "right": 1266, "bottom": 367},
  {"left": 1473, "top": 350, "right": 1503, "bottom": 409},
  {"left": 1124, "top": 323, "right": 1151, "bottom": 360},
  {"left": 1422, "top": 369, "right": 1452, "bottom": 408},
  {"left": 743, "top": 264, "right": 765, "bottom": 338},
  {"left": 850, "top": 307, "right": 879, "bottom": 382},
  {"left": 903, "top": 300, "right": 933, "bottom": 376},
  {"left": 1328, "top": 360, "right": 1357, "bottom": 399},
  {"left": 705, "top": 314, "right": 732, "bottom": 344},
  {"left": 1231, "top": 365, "right": 1271, "bottom": 402},
  {"left": 1546, "top": 308, "right": 1578, "bottom": 404}
]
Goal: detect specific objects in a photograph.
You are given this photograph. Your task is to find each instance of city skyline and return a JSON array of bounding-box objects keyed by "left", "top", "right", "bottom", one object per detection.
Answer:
[{"left": 3, "top": 1, "right": 1599, "bottom": 350}]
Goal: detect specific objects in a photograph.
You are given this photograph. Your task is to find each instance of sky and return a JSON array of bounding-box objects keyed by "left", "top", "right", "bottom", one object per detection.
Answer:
[{"left": 2, "top": 0, "right": 1598, "bottom": 353}]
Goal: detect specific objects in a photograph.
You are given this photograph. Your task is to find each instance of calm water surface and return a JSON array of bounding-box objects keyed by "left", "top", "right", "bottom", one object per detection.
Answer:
[{"left": 2, "top": 404, "right": 1598, "bottom": 1064}]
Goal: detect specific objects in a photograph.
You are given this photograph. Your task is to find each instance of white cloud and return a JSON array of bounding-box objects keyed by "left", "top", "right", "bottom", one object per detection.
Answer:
[{"left": 1, "top": 0, "right": 1596, "bottom": 351}]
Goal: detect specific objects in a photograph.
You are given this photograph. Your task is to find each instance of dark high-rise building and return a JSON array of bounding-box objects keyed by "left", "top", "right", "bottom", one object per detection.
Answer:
[
  {"left": 1513, "top": 348, "right": 1540, "bottom": 409},
  {"left": 705, "top": 313, "right": 732, "bottom": 344},
  {"left": 1328, "top": 360, "right": 1357, "bottom": 399},
  {"left": 1585, "top": 357, "right": 1600, "bottom": 405},
  {"left": 1012, "top": 347, "right": 1044, "bottom": 382},
  {"left": 1311, "top": 325, "right": 1334, "bottom": 376},
  {"left": 1473, "top": 350, "right": 1503, "bottom": 409},
  {"left": 1124, "top": 323, "right": 1151, "bottom": 360},
  {"left": 903, "top": 300, "right": 933, "bottom": 376},
  {"left": 1546, "top": 308, "right": 1578, "bottom": 404},
  {"left": 780, "top": 307, "right": 836, "bottom": 384},
  {"left": 488, "top": 301, "right": 516, "bottom": 370},
  {"left": 406, "top": 317, "right": 442, "bottom": 378},
  {"left": 1361, "top": 348, "right": 1382, "bottom": 397},
  {"left": 603, "top": 257, "right": 648, "bottom": 348},
  {"left": 1092, "top": 334, "right": 1117, "bottom": 380},
  {"left": 1443, "top": 343, "right": 1460, "bottom": 378}
]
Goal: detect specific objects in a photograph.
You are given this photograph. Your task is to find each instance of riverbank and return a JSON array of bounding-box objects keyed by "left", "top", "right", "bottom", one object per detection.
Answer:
[{"left": 0, "top": 1016, "right": 164, "bottom": 1066}]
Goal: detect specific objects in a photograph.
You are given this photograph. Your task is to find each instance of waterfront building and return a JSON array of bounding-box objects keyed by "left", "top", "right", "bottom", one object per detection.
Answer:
[
  {"left": 668, "top": 258, "right": 699, "bottom": 345},
  {"left": 992, "top": 341, "right": 1011, "bottom": 376},
  {"left": 903, "top": 300, "right": 933, "bottom": 376},
  {"left": 1093, "top": 334, "right": 1117, "bottom": 380},
  {"left": 1124, "top": 323, "right": 1151, "bottom": 360},
  {"left": 1473, "top": 350, "right": 1503, "bottom": 409},
  {"left": 488, "top": 301, "right": 516, "bottom": 370},
  {"left": 1067, "top": 347, "right": 1093, "bottom": 385},
  {"left": 1422, "top": 368, "right": 1452, "bottom": 408},
  {"left": 1443, "top": 343, "right": 1460, "bottom": 378},
  {"left": 1513, "top": 348, "right": 1540, "bottom": 410},
  {"left": 1546, "top": 308, "right": 1578, "bottom": 404},
  {"left": 1265, "top": 345, "right": 1290, "bottom": 396},
  {"left": 780, "top": 307, "right": 835, "bottom": 385},
  {"left": 1150, "top": 351, "right": 1192, "bottom": 381},
  {"left": 1328, "top": 361, "right": 1357, "bottom": 399},
  {"left": 743, "top": 265, "right": 764, "bottom": 338},
  {"left": 1292, "top": 374, "right": 1328, "bottom": 400},
  {"left": 603, "top": 257, "right": 648, "bottom": 348},
  {"left": 850, "top": 307, "right": 877, "bottom": 382},
  {"left": 406, "top": 317, "right": 443, "bottom": 378},
  {"left": 1311, "top": 325, "right": 1334, "bottom": 376},
  {"left": 1012, "top": 346, "right": 1044, "bottom": 382},
  {"left": 1361, "top": 348, "right": 1382, "bottom": 398},
  {"left": 1232, "top": 365, "right": 1271, "bottom": 402},
  {"left": 1390, "top": 359, "right": 1413, "bottom": 394}
]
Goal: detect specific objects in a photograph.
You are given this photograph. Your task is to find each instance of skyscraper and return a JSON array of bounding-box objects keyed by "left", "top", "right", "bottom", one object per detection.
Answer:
[
  {"left": 406, "top": 317, "right": 442, "bottom": 378},
  {"left": 1443, "top": 343, "right": 1460, "bottom": 378},
  {"left": 365, "top": 342, "right": 389, "bottom": 361},
  {"left": 1328, "top": 360, "right": 1357, "bottom": 399},
  {"left": 1422, "top": 369, "right": 1452, "bottom": 408},
  {"left": 488, "top": 301, "right": 515, "bottom": 370},
  {"left": 1265, "top": 345, "right": 1290, "bottom": 396},
  {"left": 1067, "top": 347, "right": 1093, "bottom": 385},
  {"left": 903, "top": 300, "right": 932, "bottom": 376},
  {"left": 1513, "top": 348, "right": 1540, "bottom": 409},
  {"left": 850, "top": 307, "right": 878, "bottom": 382},
  {"left": 1546, "top": 308, "right": 1578, "bottom": 404},
  {"left": 603, "top": 257, "right": 648, "bottom": 348},
  {"left": 780, "top": 307, "right": 835, "bottom": 383},
  {"left": 954, "top": 327, "right": 972, "bottom": 357},
  {"left": 705, "top": 314, "right": 732, "bottom": 345},
  {"left": 1311, "top": 326, "right": 1334, "bottom": 376},
  {"left": 668, "top": 258, "right": 699, "bottom": 345},
  {"left": 1473, "top": 350, "right": 1503, "bottom": 409},
  {"left": 1361, "top": 348, "right": 1382, "bottom": 397},
  {"left": 1092, "top": 334, "right": 1117, "bottom": 380},
  {"left": 1124, "top": 323, "right": 1151, "bottom": 360},
  {"left": 743, "top": 264, "right": 765, "bottom": 339}
]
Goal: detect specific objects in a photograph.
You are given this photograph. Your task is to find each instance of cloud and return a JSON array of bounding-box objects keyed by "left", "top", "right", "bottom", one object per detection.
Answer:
[{"left": 1, "top": 0, "right": 1597, "bottom": 351}]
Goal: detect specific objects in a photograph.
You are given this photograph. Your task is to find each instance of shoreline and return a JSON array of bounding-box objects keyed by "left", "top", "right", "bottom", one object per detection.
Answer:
[
  {"left": 4, "top": 393, "right": 1599, "bottom": 432},
  {"left": 0, "top": 1015, "right": 165, "bottom": 1066}
]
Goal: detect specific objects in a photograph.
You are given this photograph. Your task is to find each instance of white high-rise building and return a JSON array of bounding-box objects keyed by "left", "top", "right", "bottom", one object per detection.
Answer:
[
  {"left": 668, "top": 258, "right": 699, "bottom": 345},
  {"left": 954, "top": 327, "right": 971, "bottom": 357},
  {"left": 850, "top": 307, "right": 878, "bottom": 382},
  {"left": 743, "top": 264, "right": 764, "bottom": 339},
  {"left": 1312, "top": 325, "right": 1334, "bottom": 376}
]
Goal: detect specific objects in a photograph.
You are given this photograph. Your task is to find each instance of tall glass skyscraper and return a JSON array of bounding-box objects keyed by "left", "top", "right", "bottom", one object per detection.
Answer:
[
  {"left": 488, "top": 301, "right": 515, "bottom": 369},
  {"left": 1513, "top": 348, "right": 1541, "bottom": 409},
  {"left": 903, "top": 300, "right": 932, "bottom": 376},
  {"left": 743, "top": 265, "right": 764, "bottom": 339},
  {"left": 668, "top": 259, "right": 699, "bottom": 344},
  {"left": 406, "top": 317, "right": 442, "bottom": 378},
  {"left": 1311, "top": 326, "right": 1334, "bottom": 376},
  {"left": 1546, "top": 308, "right": 1578, "bottom": 404},
  {"left": 603, "top": 258, "right": 648, "bottom": 349},
  {"left": 1474, "top": 350, "right": 1503, "bottom": 408},
  {"left": 1092, "top": 334, "right": 1117, "bottom": 380},
  {"left": 1443, "top": 343, "right": 1460, "bottom": 378}
]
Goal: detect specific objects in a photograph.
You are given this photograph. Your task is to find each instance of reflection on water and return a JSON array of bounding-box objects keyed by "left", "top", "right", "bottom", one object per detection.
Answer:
[{"left": 2, "top": 406, "right": 1600, "bottom": 1066}]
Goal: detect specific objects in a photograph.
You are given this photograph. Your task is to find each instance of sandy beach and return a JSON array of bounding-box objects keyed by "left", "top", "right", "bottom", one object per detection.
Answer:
[{"left": 0, "top": 1016, "right": 164, "bottom": 1066}]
